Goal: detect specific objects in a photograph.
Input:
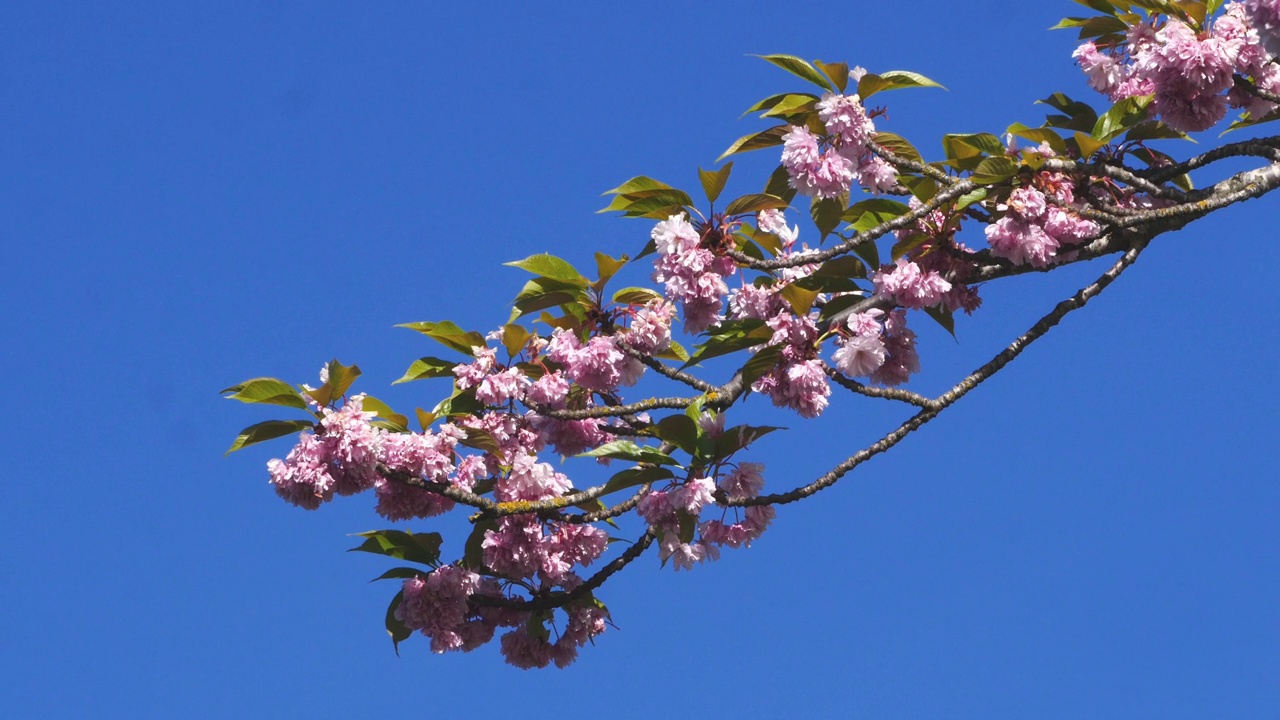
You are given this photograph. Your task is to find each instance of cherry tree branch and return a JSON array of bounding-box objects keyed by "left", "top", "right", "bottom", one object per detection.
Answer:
[{"left": 728, "top": 235, "right": 1151, "bottom": 507}]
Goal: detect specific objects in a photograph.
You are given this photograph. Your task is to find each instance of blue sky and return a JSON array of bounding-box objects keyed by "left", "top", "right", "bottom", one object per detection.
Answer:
[{"left": 3, "top": 1, "right": 1277, "bottom": 717}]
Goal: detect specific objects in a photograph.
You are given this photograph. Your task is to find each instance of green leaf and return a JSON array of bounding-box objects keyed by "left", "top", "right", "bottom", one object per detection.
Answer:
[
  {"left": 510, "top": 276, "right": 588, "bottom": 320},
  {"left": 792, "top": 256, "right": 867, "bottom": 293},
  {"left": 385, "top": 590, "right": 412, "bottom": 655},
  {"left": 1091, "top": 95, "right": 1151, "bottom": 141},
  {"left": 697, "top": 163, "right": 733, "bottom": 204},
  {"left": 743, "top": 92, "right": 819, "bottom": 116},
  {"left": 971, "top": 156, "right": 1020, "bottom": 185},
  {"left": 1006, "top": 123, "right": 1068, "bottom": 155},
  {"left": 593, "top": 252, "right": 629, "bottom": 290},
  {"left": 361, "top": 396, "right": 409, "bottom": 430},
  {"left": 810, "top": 196, "right": 846, "bottom": 239},
  {"left": 858, "top": 70, "right": 946, "bottom": 99},
  {"left": 221, "top": 378, "right": 310, "bottom": 411},
  {"left": 504, "top": 253, "right": 589, "bottom": 287},
  {"left": 393, "top": 356, "right": 456, "bottom": 384},
  {"left": 843, "top": 198, "right": 911, "bottom": 231},
  {"left": 1123, "top": 120, "right": 1192, "bottom": 142},
  {"left": 370, "top": 567, "right": 428, "bottom": 582},
  {"left": 851, "top": 239, "right": 880, "bottom": 269},
  {"left": 955, "top": 187, "right": 988, "bottom": 211},
  {"left": 924, "top": 305, "right": 957, "bottom": 338},
  {"left": 1037, "top": 92, "right": 1100, "bottom": 133},
  {"left": 677, "top": 509, "right": 698, "bottom": 544},
  {"left": 942, "top": 132, "right": 1006, "bottom": 162},
  {"left": 612, "top": 286, "right": 664, "bottom": 306},
  {"left": 685, "top": 319, "right": 772, "bottom": 366},
  {"left": 603, "top": 176, "right": 673, "bottom": 195},
  {"left": 397, "top": 321, "right": 487, "bottom": 356},
  {"left": 303, "top": 360, "right": 362, "bottom": 407},
  {"left": 719, "top": 125, "right": 790, "bottom": 161},
  {"left": 577, "top": 440, "right": 680, "bottom": 465},
  {"left": 712, "top": 424, "right": 784, "bottom": 460},
  {"left": 764, "top": 164, "right": 798, "bottom": 205},
  {"left": 814, "top": 59, "right": 850, "bottom": 92},
  {"left": 415, "top": 408, "right": 437, "bottom": 431},
  {"left": 724, "top": 193, "right": 790, "bottom": 216},
  {"left": 656, "top": 414, "right": 699, "bottom": 455},
  {"left": 459, "top": 426, "right": 503, "bottom": 455},
  {"left": 753, "top": 54, "right": 832, "bottom": 91},
  {"left": 500, "top": 324, "right": 531, "bottom": 357},
  {"left": 655, "top": 339, "right": 690, "bottom": 363},
  {"left": 432, "top": 387, "right": 483, "bottom": 418},
  {"left": 817, "top": 292, "right": 869, "bottom": 324},
  {"left": 890, "top": 232, "right": 932, "bottom": 261},
  {"left": 906, "top": 176, "right": 938, "bottom": 202},
  {"left": 349, "top": 530, "right": 445, "bottom": 567},
  {"left": 462, "top": 518, "right": 498, "bottom": 571},
  {"left": 1073, "top": 131, "right": 1107, "bottom": 159},
  {"left": 872, "top": 131, "right": 924, "bottom": 164},
  {"left": 602, "top": 466, "right": 676, "bottom": 495},
  {"left": 760, "top": 93, "right": 819, "bottom": 119},
  {"left": 225, "top": 419, "right": 314, "bottom": 454},
  {"left": 740, "top": 344, "right": 784, "bottom": 388},
  {"left": 779, "top": 284, "right": 820, "bottom": 316}
]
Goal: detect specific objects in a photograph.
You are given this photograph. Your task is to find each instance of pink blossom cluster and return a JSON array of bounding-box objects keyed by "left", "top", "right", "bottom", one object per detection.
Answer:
[
  {"left": 396, "top": 566, "right": 517, "bottom": 654},
  {"left": 887, "top": 197, "right": 983, "bottom": 314},
  {"left": 637, "top": 475, "right": 722, "bottom": 571},
  {"left": 985, "top": 179, "right": 1099, "bottom": 268},
  {"left": 1245, "top": 0, "right": 1280, "bottom": 54},
  {"left": 828, "top": 309, "right": 920, "bottom": 386},
  {"left": 1074, "top": 3, "right": 1280, "bottom": 131},
  {"left": 499, "top": 602, "right": 610, "bottom": 669},
  {"left": 621, "top": 298, "right": 675, "bottom": 354},
  {"left": 831, "top": 309, "right": 888, "bottom": 379},
  {"left": 700, "top": 463, "right": 776, "bottom": 550},
  {"left": 547, "top": 328, "right": 643, "bottom": 392},
  {"left": 751, "top": 311, "right": 831, "bottom": 418},
  {"left": 873, "top": 257, "right": 953, "bottom": 310},
  {"left": 482, "top": 515, "right": 609, "bottom": 585},
  {"left": 780, "top": 92, "right": 896, "bottom": 198},
  {"left": 268, "top": 395, "right": 475, "bottom": 520},
  {"left": 650, "top": 213, "right": 736, "bottom": 333}
]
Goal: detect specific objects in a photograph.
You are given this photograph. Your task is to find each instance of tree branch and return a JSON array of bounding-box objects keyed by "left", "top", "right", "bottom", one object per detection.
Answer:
[{"left": 729, "top": 236, "right": 1151, "bottom": 507}]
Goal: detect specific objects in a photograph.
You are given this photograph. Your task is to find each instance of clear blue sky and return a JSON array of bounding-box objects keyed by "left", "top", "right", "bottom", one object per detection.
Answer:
[{"left": 3, "top": 1, "right": 1277, "bottom": 717}]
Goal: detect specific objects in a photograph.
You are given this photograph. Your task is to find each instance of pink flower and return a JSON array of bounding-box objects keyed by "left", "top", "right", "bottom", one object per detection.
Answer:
[
  {"left": 817, "top": 92, "right": 875, "bottom": 155},
  {"left": 873, "top": 258, "right": 953, "bottom": 310},
  {"left": 500, "top": 628, "right": 556, "bottom": 669},
  {"left": 985, "top": 216, "right": 1061, "bottom": 268},
  {"left": 721, "top": 462, "right": 765, "bottom": 501},
  {"left": 534, "top": 416, "right": 609, "bottom": 457},
  {"left": 476, "top": 367, "right": 530, "bottom": 406},
  {"left": 623, "top": 299, "right": 674, "bottom": 354},
  {"left": 671, "top": 476, "right": 717, "bottom": 515},
  {"left": 650, "top": 213, "right": 734, "bottom": 333},
  {"left": 856, "top": 155, "right": 899, "bottom": 194},
  {"left": 1244, "top": 0, "right": 1280, "bottom": 55},
  {"left": 869, "top": 310, "right": 920, "bottom": 387},
  {"left": 1074, "top": 42, "right": 1124, "bottom": 96},
  {"left": 757, "top": 208, "right": 799, "bottom": 248},
  {"left": 498, "top": 452, "right": 573, "bottom": 502},
  {"left": 396, "top": 566, "right": 487, "bottom": 655},
  {"left": 452, "top": 347, "right": 498, "bottom": 391},
  {"left": 525, "top": 370, "right": 570, "bottom": 409},
  {"left": 833, "top": 333, "right": 888, "bottom": 378},
  {"left": 781, "top": 125, "right": 855, "bottom": 199}
]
